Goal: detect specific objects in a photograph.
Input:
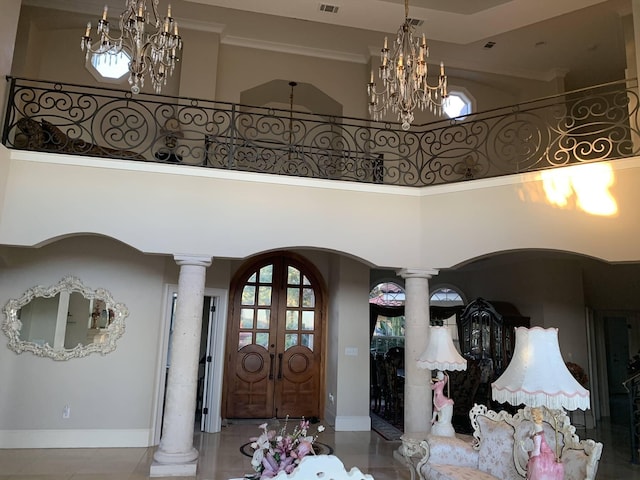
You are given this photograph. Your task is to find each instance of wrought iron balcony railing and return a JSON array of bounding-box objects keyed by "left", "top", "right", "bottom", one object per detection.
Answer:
[{"left": 2, "top": 76, "right": 639, "bottom": 187}]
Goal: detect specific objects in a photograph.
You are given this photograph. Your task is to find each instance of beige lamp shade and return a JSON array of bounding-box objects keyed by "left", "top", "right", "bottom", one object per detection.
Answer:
[
  {"left": 417, "top": 326, "right": 467, "bottom": 371},
  {"left": 492, "top": 327, "right": 590, "bottom": 411}
]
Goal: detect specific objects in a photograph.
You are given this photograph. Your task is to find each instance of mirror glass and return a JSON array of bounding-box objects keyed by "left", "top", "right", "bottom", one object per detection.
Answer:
[{"left": 2, "top": 275, "right": 129, "bottom": 360}]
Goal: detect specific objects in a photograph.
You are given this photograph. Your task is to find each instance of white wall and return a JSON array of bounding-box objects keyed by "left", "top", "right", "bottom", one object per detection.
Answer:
[
  {"left": 5, "top": 153, "right": 640, "bottom": 271},
  {"left": 0, "top": 236, "right": 168, "bottom": 447},
  {"left": 432, "top": 257, "right": 588, "bottom": 368},
  {"left": 328, "top": 255, "right": 371, "bottom": 431},
  {"left": 417, "top": 159, "right": 640, "bottom": 267}
]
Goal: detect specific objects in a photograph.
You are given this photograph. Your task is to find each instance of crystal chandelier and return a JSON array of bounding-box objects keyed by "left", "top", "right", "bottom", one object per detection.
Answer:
[
  {"left": 367, "top": 0, "right": 447, "bottom": 130},
  {"left": 81, "top": 1, "right": 182, "bottom": 94}
]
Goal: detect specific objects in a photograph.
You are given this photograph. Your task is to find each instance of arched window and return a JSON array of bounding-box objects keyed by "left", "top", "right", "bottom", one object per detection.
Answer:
[
  {"left": 430, "top": 286, "right": 465, "bottom": 350},
  {"left": 370, "top": 283, "right": 467, "bottom": 354},
  {"left": 369, "top": 282, "right": 405, "bottom": 354}
]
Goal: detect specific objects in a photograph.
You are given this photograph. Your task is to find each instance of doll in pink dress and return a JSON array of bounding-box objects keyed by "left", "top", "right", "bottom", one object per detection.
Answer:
[
  {"left": 526, "top": 408, "right": 564, "bottom": 480},
  {"left": 431, "top": 371, "right": 454, "bottom": 423}
]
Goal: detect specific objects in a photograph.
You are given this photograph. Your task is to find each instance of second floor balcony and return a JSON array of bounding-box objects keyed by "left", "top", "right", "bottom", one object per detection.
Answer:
[{"left": 3, "top": 77, "right": 639, "bottom": 188}]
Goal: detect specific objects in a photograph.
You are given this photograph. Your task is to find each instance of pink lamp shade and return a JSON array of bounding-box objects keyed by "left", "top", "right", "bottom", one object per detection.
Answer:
[
  {"left": 417, "top": 326, "right": 467, "bottom": 371},
  {"left": 492, "top": 327, "right": 590, "bottom": 411}
]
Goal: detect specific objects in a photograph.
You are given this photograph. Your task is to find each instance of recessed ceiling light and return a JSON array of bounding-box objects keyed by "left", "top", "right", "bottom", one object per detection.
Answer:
[{"left": 484, "top": 41, "right": 496, "bottom": 49}]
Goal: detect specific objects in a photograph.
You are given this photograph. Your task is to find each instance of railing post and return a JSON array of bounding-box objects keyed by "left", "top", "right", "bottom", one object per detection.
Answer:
[
  {"left": 2, "top": 76, "right": 16, "bottom": 145},
  {"left": 227, "top": 103, "right": 236, "bottom": 169}
]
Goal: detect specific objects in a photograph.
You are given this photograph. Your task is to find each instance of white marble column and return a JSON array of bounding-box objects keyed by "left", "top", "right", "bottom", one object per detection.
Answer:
[
  {"left": 151, "top": 255, "right": 212, "bottom": 477},
  {"left": 397, "top": 268, "right": 438, "bottom": 434}
]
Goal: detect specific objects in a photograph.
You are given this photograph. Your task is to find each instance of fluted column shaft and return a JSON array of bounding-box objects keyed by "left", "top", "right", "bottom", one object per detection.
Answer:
[{"left": 397, "top": 268, "right": 438, "bottom": 434}]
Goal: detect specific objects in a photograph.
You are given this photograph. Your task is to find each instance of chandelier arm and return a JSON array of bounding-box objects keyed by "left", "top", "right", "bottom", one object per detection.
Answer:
[{"left": 81, "top": 0, "right": 182, "bottom": 95}]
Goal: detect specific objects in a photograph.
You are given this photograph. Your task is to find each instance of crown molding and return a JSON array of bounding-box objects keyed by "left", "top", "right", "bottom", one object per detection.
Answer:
[{"left": 221, "top": 36, "right": 368, "bottom": 64}]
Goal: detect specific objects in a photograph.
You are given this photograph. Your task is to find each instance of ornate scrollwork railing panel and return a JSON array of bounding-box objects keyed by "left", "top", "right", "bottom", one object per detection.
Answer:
[{"left": 3, "top": 77, "right": 640, "bottom": 187}]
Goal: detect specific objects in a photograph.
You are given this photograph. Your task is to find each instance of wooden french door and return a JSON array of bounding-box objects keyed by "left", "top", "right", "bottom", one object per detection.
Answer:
[{"left": 224, "top": 253, "right": 324, "bottom": 419}]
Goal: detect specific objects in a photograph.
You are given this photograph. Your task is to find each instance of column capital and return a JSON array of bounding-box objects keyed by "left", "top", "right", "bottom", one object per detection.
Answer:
[
  {"left": 396, "top": 268, "right": 439, "bottom": 279},
  {"left": 173, "top": 254, "right": 213, "bottom": 267}
]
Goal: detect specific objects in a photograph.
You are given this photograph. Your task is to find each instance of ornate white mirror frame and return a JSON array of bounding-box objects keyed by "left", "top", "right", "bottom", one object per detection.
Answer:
[{"left": 2, "top": 275, "right": 129, "bottom": 360}]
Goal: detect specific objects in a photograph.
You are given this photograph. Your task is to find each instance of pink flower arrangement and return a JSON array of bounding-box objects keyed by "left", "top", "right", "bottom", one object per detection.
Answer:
[{"left": 248, "top": 417, "right": 325, "bottom": 479}]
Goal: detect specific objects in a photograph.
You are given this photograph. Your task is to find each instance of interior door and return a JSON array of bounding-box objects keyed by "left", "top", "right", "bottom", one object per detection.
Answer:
[
  {"left": 200, "top": 297, "right": 215, "bottom": 432},
  {"left": 224, "top": 254, "right": 323, "bottom": 419}
]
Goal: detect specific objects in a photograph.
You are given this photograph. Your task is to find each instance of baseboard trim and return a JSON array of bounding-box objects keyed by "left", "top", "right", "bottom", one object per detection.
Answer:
[
  {"left": 334, "top": 415, "right": 371, "bottom": 431},
  {"left": 0, "top": 429, "right": 152, "bottom": 448}
]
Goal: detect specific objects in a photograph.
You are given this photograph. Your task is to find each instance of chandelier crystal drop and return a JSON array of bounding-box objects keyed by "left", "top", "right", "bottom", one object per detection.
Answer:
[
  {"left": 367, "top": 0, "right": 447, "bottom": 130},
  {"left": 81, "top": 0, "right": 182, "bottom": 94}
]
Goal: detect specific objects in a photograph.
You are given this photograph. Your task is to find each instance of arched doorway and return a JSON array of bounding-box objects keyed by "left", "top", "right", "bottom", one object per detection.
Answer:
[{"left": 223, "top": 252, "right": 325, "bottom": 419}]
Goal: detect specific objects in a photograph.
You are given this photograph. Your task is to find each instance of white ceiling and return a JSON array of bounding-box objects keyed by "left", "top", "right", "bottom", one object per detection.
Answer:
[{"left": 184, "top": 0, "right": 613, "bottom": 44}]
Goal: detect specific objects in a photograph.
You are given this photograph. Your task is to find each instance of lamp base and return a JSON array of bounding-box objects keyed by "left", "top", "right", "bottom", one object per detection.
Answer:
[
  {"left": 431, "top": 403, "right": 455, "bottom": 437},
  {"left": 431, "top": 421, "right": 455, "bottom": 437}
]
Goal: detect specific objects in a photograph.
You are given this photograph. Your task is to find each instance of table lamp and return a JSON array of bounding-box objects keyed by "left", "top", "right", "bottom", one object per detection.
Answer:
[
  {"left": 417, "top": 326, "right": 467, "bottom": 436},
  {"left": 492, "top": 326, "right": 590, "bottom": 480}
]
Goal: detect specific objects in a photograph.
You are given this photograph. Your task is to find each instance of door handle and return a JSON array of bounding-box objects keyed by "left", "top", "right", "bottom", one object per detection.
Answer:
[
  {"left": 269, "top": 353, "right": 275, "bottom": 380},
  {"left": 277, "top": 353, "right": 283, "bottom": 380}
]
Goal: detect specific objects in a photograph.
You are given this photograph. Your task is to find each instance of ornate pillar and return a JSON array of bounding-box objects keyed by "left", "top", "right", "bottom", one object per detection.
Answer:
[
  {"left": 397, "top": 268, "right": 438, "bottom": 434},
  {"left": 151, "top": 255, "right": 212, "bottom": 477}
]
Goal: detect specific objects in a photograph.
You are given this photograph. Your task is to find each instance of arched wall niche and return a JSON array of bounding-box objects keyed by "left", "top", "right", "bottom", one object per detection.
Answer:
[
  {"left": 22, "top": 232, "right": 144, "bottom": 254},
  {"left": 240, "top": 79, "right": 342, "bottom": 117},
  {"left": 447, "top": 248, "right": 607, "bottom": 271}
]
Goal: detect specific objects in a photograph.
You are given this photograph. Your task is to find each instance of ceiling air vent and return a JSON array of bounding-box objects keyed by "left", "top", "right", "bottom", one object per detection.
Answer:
[
  {"left": 407, "top": 18, "right": 424, "bottom": 27},
  {"left": 319, "top": 4, "right": 339, "bottom": 14}
]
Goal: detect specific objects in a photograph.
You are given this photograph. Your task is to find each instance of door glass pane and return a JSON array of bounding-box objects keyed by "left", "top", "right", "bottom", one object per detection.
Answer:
[
  {"left": 285, "top": 333, "right": 298, "bottom": 349},
  {"left": 256, "top": 309, "right": 270, "bottom": 329},
  {"left": 241, "top": 285, "right": 256, "bottom": 305},
  {"left": 240, "top": 309, "right": 254, "bottom": 328},
  {"left": 287, "top": 287, "right": 299, "bottom": 307},
  {"left": 256, "top": 332, "right": 269, "bottom": 348},
  {"left": 301, "top": 333, "right": 314, "bottom": 350},
  {"left": 238, "top": 332, "right": 252, "bottom": 349},
  {"left": 288, "top": 266, "right": 301, "bottom": 285},
  {"left": 259, "top": 264, "right": 273, "bottom": 283},
  {"left": 247, "top": 272, "right": 256, "bottom": 282},
  {"left": 301, "top": 311, "right": 314, "bottom": 330},
  {"left": 258, "top": 286, "right": 272, "bottom": 306},
  {"left": 302, "top": 288, "right": 315, "bottom": 307},
  {"left": 286, "top": 310, "right": 299, "bottom": 330},
  {"left": 303, "top": 275, "right": 310, "bottom": 285}
]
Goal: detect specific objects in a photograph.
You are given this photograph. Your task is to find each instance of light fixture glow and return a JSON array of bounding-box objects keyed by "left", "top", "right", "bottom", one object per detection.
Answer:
[{"left": 540, "top": 163, "right": 617, "bottom": 216}]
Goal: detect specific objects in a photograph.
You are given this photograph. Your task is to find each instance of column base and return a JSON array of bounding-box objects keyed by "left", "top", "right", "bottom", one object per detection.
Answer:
[
  {"left": 151, "top": 447, "right": 199, "bottom": 477},
  {"left": 150, "top": 459, "right": 197, "bottom": 477}
]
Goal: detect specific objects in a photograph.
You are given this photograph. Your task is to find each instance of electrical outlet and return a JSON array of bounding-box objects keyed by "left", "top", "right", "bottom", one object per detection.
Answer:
[{"left": 62, "top": 405, "right": 71, "bottom": 419}]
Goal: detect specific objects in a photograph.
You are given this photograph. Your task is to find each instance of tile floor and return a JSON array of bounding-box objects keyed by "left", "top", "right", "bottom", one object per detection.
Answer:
[{"left": 0, "top": 417, "right": 637, "bottom": 479}]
